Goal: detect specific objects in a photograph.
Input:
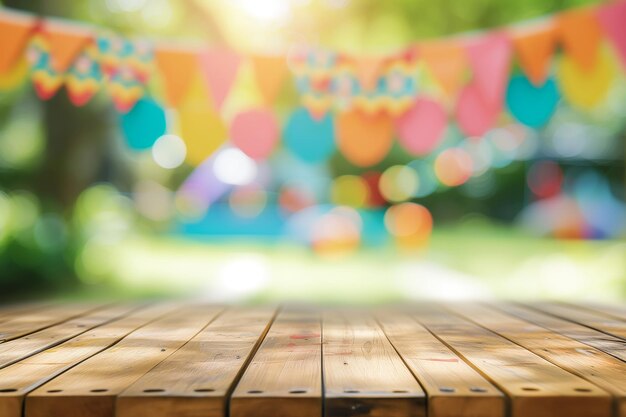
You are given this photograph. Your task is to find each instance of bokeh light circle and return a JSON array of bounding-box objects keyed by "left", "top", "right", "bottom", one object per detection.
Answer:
[
  {"left": 395, "top": 97, "right": 447, "bottom": 155},
  {"left": 527, "top": 160, "right": 563, "bottom": 198},
  {"left": 152, "top": 134, "right": 186, "bottom": 169},
  {"left": 229, "top": 187, "right": 267, "bottom": 218},
  {"left": 379, "top": 165, "right": 419, "bottom": 202},
  {"left": 330, "top": 175, "right": 369, "bottom": 208},
  {"left": 311, "top": 206, "right": 362, "bottom": 256},
  {"left": 213, "top": 148, "right": 257, "bottom": 186},
  {"left": 434, "top": 148, "right": 473, "bottom": 187},
  {"left": 384, "top": 202, "right": 433, "bottom": 248}
]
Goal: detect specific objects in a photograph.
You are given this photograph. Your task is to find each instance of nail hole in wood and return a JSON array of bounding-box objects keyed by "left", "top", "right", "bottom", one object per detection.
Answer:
[
  {"left": 393, "top": 390, "right": 409, "bottom": 393},
  {"left": 90, "top": 389, "right": 108, "bottom": 393},
  {"left": 0, "top": 389, "right": 17, "bottom": 393},
  {"left": 344, "top": 389, "right": 360, "bottom": 394},
  {"left": 143, "top": 389, "right": 165, "bottom": 393},
  {"left": 247, "top": 390, "right": 263, "bottom": 394},
  {"left": 194, "top": 388, "right": 215, "bottom": 393},
  {"left": 47, "top": 390, "right": 63, "bottom": 393},
  {"left": 470, "top": 387, "right": 487, "bottom": 393},
  {"left": 575, "top": 388, "right": 592, "bottom": 392},
  {"left": 522, "top": 387, "right": 539, "bottom": 392},
  {"left": 440, "top": 387, "right": 455, "bottom": 393},
  {"left": 289, "top": 390, "right": 307, "bottom": 394}
]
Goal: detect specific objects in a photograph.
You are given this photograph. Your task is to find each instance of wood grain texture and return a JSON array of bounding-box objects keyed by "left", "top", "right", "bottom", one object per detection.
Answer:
[
  {"left": 447, "top": 303, "right": 626, "bottom": 417},
  {"left": 0, "top": 302, "right": 52, "bottom": 323},
  {"left": 117, "top": 307, "right": 275, "bottom": 417},
  {"left": 532, "top": 302, "right": 626, "bottom": 341},
  {"left": 495, "top": 303, "right": 626, "bottom": 363},
  {"left": 0, "top": 303, "right": 107, "bottom": 344},
  {"left": 323, "top": 310, "right": 426, "bottom": 417},
  {"left": 575, "top": 302, "right": 626, "bottom": 322},
  {"left": 230, "top": 308, "right": 322, "bottom": 417},
  {"left": 377, "top": 311, "right": 504, "bottom": 417},
  {"left": 0, "top": 303, "right": 140, "bottom": 370},
  {"left": 413, "top": 305, "right": 612, "bottom": 417},
  {"left": 25, "top": 304, "right": 222, "bottom": 417},
  {"left": 0, "top": 303, "right": 176, "bottom": 417}
]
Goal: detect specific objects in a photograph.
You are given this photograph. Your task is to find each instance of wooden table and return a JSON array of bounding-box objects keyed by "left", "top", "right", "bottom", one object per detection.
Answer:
[{"left": 0, "top": 301, "right": 624, "bottom": 417}]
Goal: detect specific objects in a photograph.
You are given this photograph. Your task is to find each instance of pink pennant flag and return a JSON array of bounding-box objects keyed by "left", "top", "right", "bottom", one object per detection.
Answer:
[
  {"left": 199, "top": 48, "right": 241, "bottom": 110},
  {"left": 597, "top": 0, "right": 626, "bottom": 69},
  {"left": 465, "top": 32, "right": 512, "bottom": 108}
]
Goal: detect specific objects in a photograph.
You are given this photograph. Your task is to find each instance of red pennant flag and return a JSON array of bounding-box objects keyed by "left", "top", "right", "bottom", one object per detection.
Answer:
[
  {"left": 0, "top": 11, "right": 36, "bottom": 74},
  {"left": 556, "top": 8, "right": 602, "bottom": 73},
  {"left": 198, "top": 48, "right": 241, "bottom": 110},
  {"left": 512, "top": 22, "right": 557, "bottom": 86},
  {"left": 465, "top": 32, "right": 512, "bottom": 108},
  {"left": 154, "top": 46, "right": 201, "bottom": 108},
  {"left": 43, "top": 20, "right": 93, "bottom": 73},
  {"left": 597, "top": 0, "right": 626, "bottom": 69},
  {"left": 251, "top": 55, "right": 288, "bottom": 104}
]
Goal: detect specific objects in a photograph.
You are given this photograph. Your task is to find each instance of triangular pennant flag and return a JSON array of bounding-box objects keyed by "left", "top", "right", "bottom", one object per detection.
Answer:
[
  {"left": 353, "top": 56, "right": 385, "bottom": 91},
  {"left": 198, "top": 48, "right": 241, "bottom": 110},
  {"left": 512, "top": 22, "right": 557, "bottom": 86},
  {"left": 419, "top": 41, "right": 467, "bottom": 98},
  {"left": 43, "top": 21, "right": 93, "bottom": 73},
  {"left": 65, "top": 41, "right": 102, "bottom": 106},
  {"left": 154, "top": 46, "right": 200, "bottom": 108},
  {"left": 251, "top": 55, "right": 288, "bottom": 104},
  {"left": 465, "top": 32, "right": 512, "bottom": 107},
  {"left": 597, "top": 1, "right": 626, "bottom": 69},
  {"left": 0, "top": 11, "right": 36, "bottom": 74},
  {"left": 556, "top": 8, "right": 602, "bottom": 73}
]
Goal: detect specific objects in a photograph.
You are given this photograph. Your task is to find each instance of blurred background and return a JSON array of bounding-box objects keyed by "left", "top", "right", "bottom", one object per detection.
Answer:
[{"left": 0, "top": 0, "right": 624, "bottom": 304}]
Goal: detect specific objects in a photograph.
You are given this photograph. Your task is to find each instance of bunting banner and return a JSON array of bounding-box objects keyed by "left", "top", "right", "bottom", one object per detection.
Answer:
[{"left": 1, "top": 1, "right": 626, "bottom": 167}]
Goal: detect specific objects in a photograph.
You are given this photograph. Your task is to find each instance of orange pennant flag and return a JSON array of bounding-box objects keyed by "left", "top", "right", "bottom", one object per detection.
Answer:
[
  {"left": 155, "top": 47, "right": 201, "bottom": 108},
  {"left": 419, "top": 42, "right": 467, "bottom": 98},
  {"left": 353, "top": 56, "right": 385, "bottom": 91},
  {"left": 0, "top": 11, "right": 36, "bottom": 74},
  {"left": 556, "top": 8, "right": 602, "bottom": 73},
  {"left": 251, "top": 55, "right": 288, "bottom": 104},
  {"left": 43, "top": 21, "right": 93, "bottom": 73},
  {"left": 512, "top": 22, "right": 557, "bottom": 86}
]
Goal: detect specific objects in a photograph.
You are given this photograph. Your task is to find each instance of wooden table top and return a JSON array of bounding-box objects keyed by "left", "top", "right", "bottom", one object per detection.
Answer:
[{"left": 0, "top": 301, "right": 624, "bottom": 417}]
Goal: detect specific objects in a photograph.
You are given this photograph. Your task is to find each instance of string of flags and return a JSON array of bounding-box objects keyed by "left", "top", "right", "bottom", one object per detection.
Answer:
[{"left": 1, "top": 2, "right": 626, "bottom": 169}]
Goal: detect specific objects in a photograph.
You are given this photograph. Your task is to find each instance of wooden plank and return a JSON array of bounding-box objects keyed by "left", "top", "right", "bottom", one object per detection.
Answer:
[
  {"left": 0, "top": 302, "right": 52, "bottom": 323},
  {"left": 576, "top": 302, "right": 626, "bottom": 322},
  {"left": 323, "top": 310, "right": 426, "bottom": 417},
  {"left": 117, "top": 307, "right": 275, "bottom": 417},
  {"left": 0, "top": 303, "right": 141, "bottom": 370},
  {"left": 413, "top": 305, "right": 612, "bottom": 417},
  {"left": 0, "top": 303, "right": 107, "bottom": 343},
  {"left": 25, "top": 304, "right": 223, "bottom": 417},
  {"left": 532, "top": 302, "right": 626, "bottom": 341},
  {"left": 0, "top": 303, "right": 178, "bottom": 417},
  {"left": 447, "top": 303, "right": 626, "bottom": 417},
  {"left": 230, "top": 308, "right": 322, "bottom": 417},
  {"left": 377, "top": 310, "right": 505, "bottom": 417},
  {"left": 495, "top": 303, "right": 626, "bottom": 363}
]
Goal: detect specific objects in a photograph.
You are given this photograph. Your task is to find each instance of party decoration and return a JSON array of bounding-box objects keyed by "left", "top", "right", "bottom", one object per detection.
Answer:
[
  {"left": 597, "top": 1, "right": 626, "bottom": 69},
  {"left": 284, "top": 107, "right": 335, "bottom": 163},
  {"left": 353, "top": 56, "right": 385, "bottom": 91},
  {"left": 65, "top": 42, "right": 102, "bottom": 106},
  {"left": 434, "top": 148, "right": 473, "bottom": 187},
  {"left": 42, "top": 21, "right": 93, "bottom": 73},
  {"left": 155, "top": 47, "right": 200, "bottom": 108},
  {"left": 230, "top": 108, "right": 279, "bottom": 160},
  {"left": 199, "top": 48, "right": 241, "bottom": 110},
  {"left": 362, "top": 171, "right": 386, "bottom": 208},
  {"left": 331, "top": 175, "right": 369, "bottom": 208},
  {"left": 179, "top": 108, "right": 228, "bottom": 166},
  {"left": 119, "top": 97, "right": 166, "bottom": 150},
  {"left": 465, "top": 32, "right": 512, "bottom": 108},
  {"left": 251, "top": 55, "right": 288, "bottom": 104},
  {"left": 455, "top": 83, "right": 499, "bottom": 137},
  {"left": 395, "top": 97, "right": 447, "bottom": 155},
  {"left": 379, "top": 165, "right": 419, "bottom": 203},
  {"left": 384, "top": 202, "right": 433, "bottom": 248},
  {"left": 0, "top": 58, "right": 28, "bottom": 90},
  {"left": 336, "top": 110, "right": 393, "bottom": 167},
  {"left": 512, "top": 23, "right": 557, "bottom": 86},
  {"left": 506, "top": 75, "right": 559, "bottom": 128},
  {"left": 558, "top": 51, "right": 615, "bottom": 110},
  {"left": 419, "top": 42, "right": 467, "bottom": 98},
  {"left": 27, "top": 34, "right": 63, "bottom": 100},
  {"left": 0, "top": 10, "right": 36, "bottom": 74},
  {"left": 556, "top": 9, "right": 602, "bottom": 73}
]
